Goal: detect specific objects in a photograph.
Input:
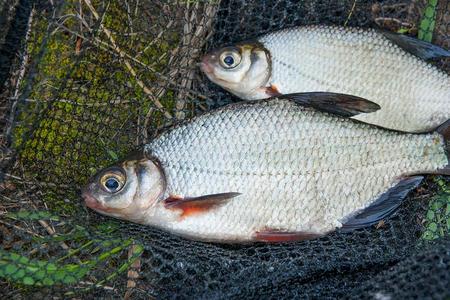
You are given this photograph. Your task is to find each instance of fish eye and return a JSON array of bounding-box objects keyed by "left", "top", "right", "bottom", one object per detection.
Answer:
[
  {"left": 219, "top": 49, "right": 241, "bottom": 69},
  {"left": 100, "top": 171, "right": 125, "bottom": 193}
]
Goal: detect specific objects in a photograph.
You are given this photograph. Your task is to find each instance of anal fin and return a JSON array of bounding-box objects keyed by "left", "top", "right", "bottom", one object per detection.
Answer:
[
  {"left": 254, "top": 228, "right": 323, "bottom": 243},
  {"left": 341, "top": 176, "right": 424, "bottom": 232},
  {"left": 164, "top": 192, "right": 241, "bottom": 217}
]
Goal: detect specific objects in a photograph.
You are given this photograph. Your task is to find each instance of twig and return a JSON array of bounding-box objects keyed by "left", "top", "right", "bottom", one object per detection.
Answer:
[
  {"left": 136, "top": 105, "right": 141, "bottom": 146},
  {"left": 124, "top": 243, "right": 142, "bottom": 300},
  {"left": 83, "top": 0, "right": 172, "bottom": 119},
  {"left": 172, "top": 1, "right": 220, "bottom": 120},
  {"left": 344, "top": 0, "right": 357, "bottom": 26},
  {"left": 2, "top": 172, "right": 72, "bottom": 188},
  {"left": 142, "top": 107, "right": 154, "bottom": 141},
  {"left": 2, "top": 172, "right": 22, "bottom": 180},
  {"left": 0, "top": 219, "right": 44, "bottom": 238},
  {"left": 374, "top": 17, "right": 413, "bottom": 28},
  {"left": 136, "top": 20, "right": 174, "bottom": 58},
  {"left": 5, "top": 7, "right": 35, "bottom": 142},
  {"left": 12, "top": 97, "right": 133, "bottom": 106},
  {"left": 124, "top": 0, "right": 134, "bottom": 39},
  {"left": 75, "top": 0, "right": 83, "bottom": 55},
  {"left": 30, "top": 203, "right": 71, "bottom": 251},
  {"left": 78, "top": 280, "right": 116, "bottom": 291},
  {"left": 106, "top": 110, "right": 133, "bottom": 141},
  {"left": 55, "top": 23, "right": 210, "bottom": 100}
]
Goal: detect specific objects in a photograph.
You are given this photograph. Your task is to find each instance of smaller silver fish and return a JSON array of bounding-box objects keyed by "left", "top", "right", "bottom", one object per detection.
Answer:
[
  {"left": 200, "top": 25, "right": 450, "bottom": 133},
  {"left": 82, "top": 94, "right": 450, "bottom": 243}
]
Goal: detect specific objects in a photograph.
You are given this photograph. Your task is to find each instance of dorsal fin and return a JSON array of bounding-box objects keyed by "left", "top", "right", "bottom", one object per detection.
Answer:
[
  {"left": 277, "top": 92, "right": 380, "bottom": 117},
  {"left": 380, "top": 30, "right": 450, "bottom": 60},
  {"left": 340, "top": 176, "right": 424, "bottom": 231}
]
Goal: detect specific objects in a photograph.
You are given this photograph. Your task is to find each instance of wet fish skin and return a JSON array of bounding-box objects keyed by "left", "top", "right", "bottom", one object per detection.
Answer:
[
  {"left": 200, "top": 25, "right": 450, "bottom": 133},
  {"left": 82, "top": 97, "right": 448, "bottom": 243}
]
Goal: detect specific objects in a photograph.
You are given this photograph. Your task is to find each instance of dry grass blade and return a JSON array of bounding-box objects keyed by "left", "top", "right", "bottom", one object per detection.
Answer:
[
  {"left": 4, "top": 7, "right": 35, "bottom": 146},
  {"left": 29, "top": 204, "right": 80, "bottom": 258},
  {"left": 83, "top": 0, "right": 173, "bottom": 120},
  {"left": 52, "top": 22, "right": 210, "bottom": 102},
  {"left": 171, "top": 1, "right": 221, "bottom": 120},
  {"left": 124, "top": 243, "right": 142, "bottom": 300}
]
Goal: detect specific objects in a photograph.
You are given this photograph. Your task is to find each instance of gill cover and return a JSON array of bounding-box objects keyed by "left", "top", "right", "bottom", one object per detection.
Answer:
[
  {"left": 200, "top": 42, "right": 272, "bottom": 99},
  {"left": 82, "top": 152, "right": 166, "bottom": 223}
]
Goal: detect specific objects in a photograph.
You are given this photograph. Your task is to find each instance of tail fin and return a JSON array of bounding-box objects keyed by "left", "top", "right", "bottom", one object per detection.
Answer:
[{"left": 436, "top": 120, "right": 450, "bottom": 175}]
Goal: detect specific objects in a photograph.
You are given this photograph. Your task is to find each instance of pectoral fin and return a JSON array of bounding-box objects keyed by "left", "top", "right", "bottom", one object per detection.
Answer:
[
  {"left": 381, "top": 30, "right": 450, "bottom": 60},
  {"left": 278, "top": 92, "right": 380, "bottom": 117},
  {"left": 264, "top": 84, "right": 282, "bottom": 97},
  {"left": 341, "top": 176, "right": 424, "bottom": 232},
  {"left": 254, "top": 228, "right": 324, "bottom": 242},
  {"left": 164, "top": 192, "right": 241, "bottom": 217}
]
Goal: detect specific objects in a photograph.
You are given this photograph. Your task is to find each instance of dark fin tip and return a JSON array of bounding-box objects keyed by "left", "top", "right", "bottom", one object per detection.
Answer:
[
  {"left": 278, "top": 92, "right": 380, "bottom": 117},
  {"left": 254, "top": 228, "right": 323, "bottom": 243},
  {"left": 340, "top": 176, "right": 424, "bottom": 232},
  {"left": 436, "top": 119, "right": 450, "bottom": 148},
  {"left": 380, "top": 30, "right": 450, "bottom": 60}
]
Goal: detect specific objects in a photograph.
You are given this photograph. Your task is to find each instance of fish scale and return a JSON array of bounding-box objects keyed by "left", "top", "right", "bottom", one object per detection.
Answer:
[
  {"left": 258, "top": 26, "right": 450, "bottom": 132},
  {"left": 141, "top": 99, "right": 448, "bottom": 242},
  {"left": 201, "top": 25, "right": 450, "bottom": 133}
]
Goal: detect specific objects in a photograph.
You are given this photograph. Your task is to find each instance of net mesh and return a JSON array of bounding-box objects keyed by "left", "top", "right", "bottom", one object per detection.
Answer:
[{"left": 0, "top": 0, "right": 449, "bottom": 298}]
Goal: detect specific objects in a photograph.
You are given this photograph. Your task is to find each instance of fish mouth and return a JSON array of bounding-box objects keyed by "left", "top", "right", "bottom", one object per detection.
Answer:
[
  {"left": 199, "top": 55, "right": 214, "bottom": 74},
  {"left": 82, "top": 190, "right": 110, "bottom": 212}
]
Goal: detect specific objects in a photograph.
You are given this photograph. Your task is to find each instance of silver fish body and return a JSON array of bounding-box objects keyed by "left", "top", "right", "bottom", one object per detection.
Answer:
[
  {"left": 200, "top": 26, "right": 450, "bottom": 132},
  {"left": 133, "top": 99, "right": 447, "bottom": 242}
]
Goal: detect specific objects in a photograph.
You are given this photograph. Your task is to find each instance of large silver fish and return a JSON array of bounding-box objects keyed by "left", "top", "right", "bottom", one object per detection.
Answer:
[
  {"left": 82, "top": 93, "right": 449, "bottom": 243},
  {"left": 200, "top": 25, "right": 450, "bottom": 133}
]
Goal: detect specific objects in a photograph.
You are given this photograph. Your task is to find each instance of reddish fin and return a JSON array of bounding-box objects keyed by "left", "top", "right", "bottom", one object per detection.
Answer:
[
  {"left": 164, "top": 192, "right": 241, "bottom": 217},
  {"left": 265, "top": 84, "right": 282, "bottom": 97},
  {"left": 254, "top": 228, "right": 323, "bottom": 243}
]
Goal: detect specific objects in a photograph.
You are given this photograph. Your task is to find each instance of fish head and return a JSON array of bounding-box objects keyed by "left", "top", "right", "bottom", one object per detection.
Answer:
[
  {"left": 82, "top": 151, "right": 165, "bottom": 223},
  {"left": 200, "top": 42, "right": 271, "bottom": 99}
]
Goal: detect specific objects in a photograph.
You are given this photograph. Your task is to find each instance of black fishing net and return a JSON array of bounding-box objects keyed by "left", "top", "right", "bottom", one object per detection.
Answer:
[{"left": 1, "top": 0, "right": 449, "bottom": 298}]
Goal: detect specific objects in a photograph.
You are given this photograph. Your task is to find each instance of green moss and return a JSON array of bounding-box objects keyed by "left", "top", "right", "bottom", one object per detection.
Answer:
[
  {"left": 418, "top": 0, "right": 438, "bottom": 42},
  {"left": 12, "top": 1, "right": 179, "bottom": 214}
]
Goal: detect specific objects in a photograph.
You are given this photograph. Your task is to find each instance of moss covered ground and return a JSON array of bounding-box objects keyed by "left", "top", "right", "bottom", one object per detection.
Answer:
[{"left": 13, "top": 1, "right": 180, "bottom": 214}]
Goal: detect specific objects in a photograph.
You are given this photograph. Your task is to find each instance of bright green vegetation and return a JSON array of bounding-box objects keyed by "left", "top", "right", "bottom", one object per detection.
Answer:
[
  {"left": 0, "top": 239, "right": 143, "bottom": 291},
  {"left": 422, "top": 178, "right": 450, "bottom": 240},
  {"left": 1, "top": 211, "right": 143, "bottom": 291},
  {"left": 416, "top": 0, "right": 450, "bottom": 239},
  {"left": 418, "top": 0, "right": 438, "bottom": 42}
]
